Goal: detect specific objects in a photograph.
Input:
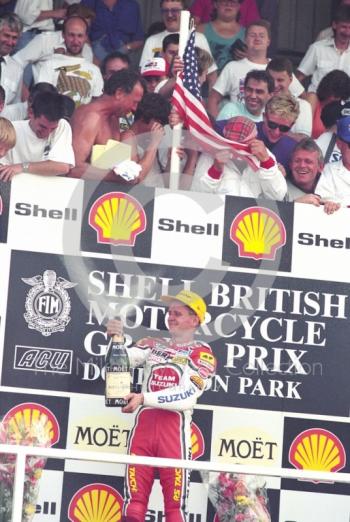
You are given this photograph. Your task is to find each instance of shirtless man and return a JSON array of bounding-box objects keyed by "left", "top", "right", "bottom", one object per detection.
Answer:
[{"left": 69, "top": 69, "right": 144, "bottom": 179}]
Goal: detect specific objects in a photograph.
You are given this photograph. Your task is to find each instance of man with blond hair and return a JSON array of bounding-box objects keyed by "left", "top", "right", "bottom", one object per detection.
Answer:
[{"left": 257, "top": 92, "right": 299, "bottom": 172}]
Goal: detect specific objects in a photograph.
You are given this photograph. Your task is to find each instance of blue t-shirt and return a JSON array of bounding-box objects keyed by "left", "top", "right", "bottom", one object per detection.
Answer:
[{"left": 82, "top": 0, "right": 144, "bottom": 52}]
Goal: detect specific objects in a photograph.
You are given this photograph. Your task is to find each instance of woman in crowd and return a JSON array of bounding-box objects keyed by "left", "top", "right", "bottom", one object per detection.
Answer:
[{"left": 196, "top": 0, "right": 245, "bottom": 71}]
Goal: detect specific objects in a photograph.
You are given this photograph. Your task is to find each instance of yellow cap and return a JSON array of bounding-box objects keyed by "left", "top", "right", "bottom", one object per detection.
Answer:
[{"left": 161, "top": 290, "right": 207, "bottom": 324}]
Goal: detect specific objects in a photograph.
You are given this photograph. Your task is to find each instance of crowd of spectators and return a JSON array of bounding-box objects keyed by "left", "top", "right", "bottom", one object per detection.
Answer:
[{"left": 0, "top": 0, "right": 349, "bottom": 211}]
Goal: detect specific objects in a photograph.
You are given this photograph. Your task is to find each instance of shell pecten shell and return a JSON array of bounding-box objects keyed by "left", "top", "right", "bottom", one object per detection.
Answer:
[
  {"left": 68, "top": 483, "right": 123, "bottom": 521},
  {"left": 289, "top": 428, "right": 346, "bottom": 480},
  {"left": 230, "top": 206, "right": 286, "bottom": 260},
  {"left": 89, "top": 192, "right": 146, "bottom": 246}
]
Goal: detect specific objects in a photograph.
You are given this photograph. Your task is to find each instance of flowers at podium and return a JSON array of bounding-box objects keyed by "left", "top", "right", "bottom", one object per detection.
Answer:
[
  {"left": 0, "top": 416, "right": 51, "bottom": 522},
  {"left": 210, "top": 472, "right": 271, "bottom": 522}
]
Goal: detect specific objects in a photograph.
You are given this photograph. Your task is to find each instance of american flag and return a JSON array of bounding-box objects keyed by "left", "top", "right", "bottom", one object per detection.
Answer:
[{"left": 172, "top": 30, "right": 259, "bottom": 169}]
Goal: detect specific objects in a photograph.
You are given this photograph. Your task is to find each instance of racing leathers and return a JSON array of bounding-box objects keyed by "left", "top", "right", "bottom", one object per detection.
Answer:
[{"left": 122, "top": 336, "right": 216, "bottom": 522}]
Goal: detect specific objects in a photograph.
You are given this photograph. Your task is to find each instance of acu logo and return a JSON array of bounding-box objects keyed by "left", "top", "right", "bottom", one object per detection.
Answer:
[{"left": 22, "top": 270, "right": 77, "bottom": 336}]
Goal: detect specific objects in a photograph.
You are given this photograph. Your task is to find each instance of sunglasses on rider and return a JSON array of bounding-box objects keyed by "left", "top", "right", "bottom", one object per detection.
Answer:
[
  {"left": 161, "top": 8, "right": 182, "bottom": 15},
  {"left": 266, "top": 117, "right": 292, "bottom": 133}
]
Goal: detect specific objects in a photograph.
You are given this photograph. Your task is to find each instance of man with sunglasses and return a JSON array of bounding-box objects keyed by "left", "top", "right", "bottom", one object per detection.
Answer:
[
  {"left": 140, "top": 0, "right": 218, "bottom": 90},
  {"left": 315, "top": 115, "right": 350, "bottom": 206},
  {"left": 257, "top": 92, "right": 299, "bottom": 174}
]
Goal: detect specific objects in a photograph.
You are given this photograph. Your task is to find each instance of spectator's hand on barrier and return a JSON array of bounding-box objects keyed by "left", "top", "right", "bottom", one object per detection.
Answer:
[
  {"left": 150, "top": 122, "right": 165, "bottom": 147},
  {"left": 322, "top": 200, "right": 341, "bottom": 214},
  {"left": 0, "top": 163, "right": 22, "bottom": 182},
  {"left": 122, "top": 393, "right": 144, "bottom": 413},
  {"left": 295, "top": 194, "right": 321, "bottom": 206},
  {"left": 249, "top": 139, "right": 270, "bottom": 162},
  {"left": 106, "top": 319, "right": 124, "bottom": 338}
]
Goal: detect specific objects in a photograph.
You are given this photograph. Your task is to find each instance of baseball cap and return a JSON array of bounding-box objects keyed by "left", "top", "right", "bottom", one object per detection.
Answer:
[
  {"left": 141, "top": 57, "right": 167, "bottom": 77},
  {"left": 337, "top": 115, "right": 350, "bottom": 142},
  {"left": 161, "top": 290, "right": 207, "bottom": 324},
  {"left": 223, "top": 116, "right": 257, "bottom": 143}
]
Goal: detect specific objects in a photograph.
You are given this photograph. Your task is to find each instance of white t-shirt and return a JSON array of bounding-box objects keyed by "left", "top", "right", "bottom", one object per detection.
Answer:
[
  {"left": 315, "top": 160, "right": 350, "bottom": 206},
  {"left": 191, "top": 152, "right": 286, "bottom": 199},
  {"left": 298, "top": 38, "right": 350, "bottom": 93},
  {"left": 15, "top": 0, "right": 55, "bottom": 32},
  {"left": 4, "top": 118, "right": 75, "bottom": 167},
  {"left": 36, "top": 54, "right": 103, "bottom": 106},
  {"left": 140, "top": 30, "right": 217, "bottom": 75},
  {"left": 291, "top": 98, "right": 312, "bottom": 136},
  {"left": 285, "top": 179, "right": 308, "bottom": 202},
  {"left": 14, "top": 31, "right": 93, "bottom": 84},
  {"left": 213, "top": 57, "right": 303, "bottom": 102},
  {"left": 316, "top": 131, "right": 341, "bottom": 164},
  {"left": 1, "top": 101, "right": 28, "bottom": 121},
  {"left": 1, "top": 55, "right": 23, "bottom": 105}
]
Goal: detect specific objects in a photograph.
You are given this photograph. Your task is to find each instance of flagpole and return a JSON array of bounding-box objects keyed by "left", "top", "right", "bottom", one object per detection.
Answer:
[{"left": 169, "top": 10, "right": 190, "bottom": 190}]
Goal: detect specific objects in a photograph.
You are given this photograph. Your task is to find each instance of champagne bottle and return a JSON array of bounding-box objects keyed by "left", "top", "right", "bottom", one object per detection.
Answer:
[{"left": 105, "top": 332, "right": 131, "bottom": 407}]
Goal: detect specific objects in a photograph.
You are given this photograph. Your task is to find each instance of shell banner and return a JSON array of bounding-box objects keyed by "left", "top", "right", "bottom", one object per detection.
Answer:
[{"left": 0, "top": 175, "right": 349, "bottom": 522}]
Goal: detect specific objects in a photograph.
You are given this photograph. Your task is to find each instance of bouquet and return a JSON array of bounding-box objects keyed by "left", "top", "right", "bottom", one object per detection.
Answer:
[
  {"left": 209, "top": 472, "right": 271, "bottom": 522},
  {"left": 0, "top": 416, "right": 51, "bottom": 522}
]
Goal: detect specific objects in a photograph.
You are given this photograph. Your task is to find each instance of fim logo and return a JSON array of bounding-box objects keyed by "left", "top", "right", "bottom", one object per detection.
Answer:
[
  {"left": 289, "top": 428, "right": 346, "bottom": 483},
  {"left": 3, "top": 402, "right": 60, "bottom": 446},
  {"left": 88, "top": 191, "right": 146, "bottom": 246},
  {"left": 68, "top": 483, "right": 123, "bottom": 521},
  {"left": 230, "top": 206, "right": 286, "bottom": 261},
  {"left": 22, "top": 270, "right": 77, "bottom": 337},
  {"left": 191, "top": 422, "right": 205, "bottom": 460}
]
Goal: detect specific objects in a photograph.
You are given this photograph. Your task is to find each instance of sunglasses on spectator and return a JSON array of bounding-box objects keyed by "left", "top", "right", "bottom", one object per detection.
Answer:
[
  {"left": 161, "top": 8, "right": 182, "bottom": 15},
  {"left": 266, "top": 117, "right": 292, "bottom": 133}
]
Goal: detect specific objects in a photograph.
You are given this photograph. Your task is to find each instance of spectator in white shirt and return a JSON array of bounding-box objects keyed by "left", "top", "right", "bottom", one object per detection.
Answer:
[
  {"left": 208, "top": 19, "right": 304, "bottom": 118},
  {"left": 297, "top": 5, "right": 350, "bottom": 94},
  {"left": 0, "top": 13, "right": 24, "bottom": 106},
  {"left": 140, "top": 0, "right": 218, "bottom": 91},
  {"left": 14, "top": 0, "right": 66, "bottom": 51},
  {"left": 34, "top": 16, "right": 104, "bottom": 106},
  {"left": 14, "top": 3, "right": 96, "bottom": 88},
  {"left": 0, "top": 91, "right": 75, "bottom": 181},
  {"left": 266, "top": 57, "right": 312, "bottom": 136},
  {"left": 191, "top": 115, "right": 287, "bottom": 199},
  {"left": 316, "top": 115, "right": 350, "bottom": 206}
]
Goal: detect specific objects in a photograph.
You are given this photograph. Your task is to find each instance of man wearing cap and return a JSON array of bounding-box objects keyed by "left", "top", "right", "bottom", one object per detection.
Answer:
[
  {"left": 315, "top": 115, "right": 350, "bottom": 206},
  {"left": 191, "top": 115, "right": 287, "bottom": 199},
  {"left": 141, "top": 57, "right": 168, "bottom": 93},
  {"left": 107, "top": 290, "right": 216, "bottom": 522}
]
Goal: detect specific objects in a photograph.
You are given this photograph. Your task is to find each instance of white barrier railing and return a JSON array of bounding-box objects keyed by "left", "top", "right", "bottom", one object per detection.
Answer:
[{"left": 1, "top": 444, "right": 350, "bottom": 522}]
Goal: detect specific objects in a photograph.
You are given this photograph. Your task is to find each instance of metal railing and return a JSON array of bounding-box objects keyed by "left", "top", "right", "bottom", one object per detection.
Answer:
[{"left": 1, "top": 444, "right": 350, "bottom": 522}]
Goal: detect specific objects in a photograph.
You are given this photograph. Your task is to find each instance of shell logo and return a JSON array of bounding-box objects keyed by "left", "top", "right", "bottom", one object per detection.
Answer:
[
  {"left": 191, "top": 422, "right": 205, "bottom": 460},
  {"left": 289, "top": 428, "right": 346, "bottom": 482},
  {"left": 88, "top": 192, "right": 146, "bottom": 246},
  {"left": 230, "top": 206, "right": 286, "bottom": 260},
  {"left": 3, "top": 402, "right": 60, "bottom": 446},
  {"left": 68, "top": 483, "right": 123, "bottom": 521}
]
